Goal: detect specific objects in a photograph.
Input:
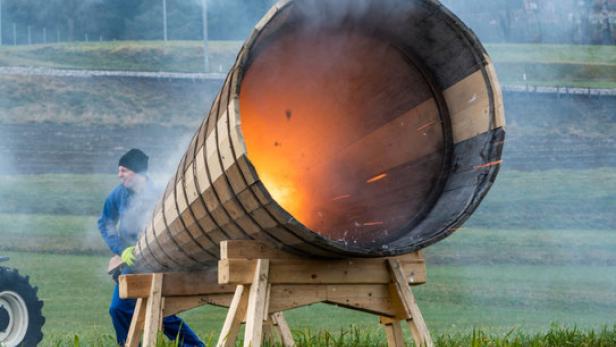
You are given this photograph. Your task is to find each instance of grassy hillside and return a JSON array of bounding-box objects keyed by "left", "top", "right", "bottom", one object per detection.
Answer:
[
  {"left": 485, "top": 44, "right": 616, "bottom": 65},
  {"left": 0, "top": 74, "right": 220, "bottom": 126},
  {"left": 485, "top": 44, "right": 616, "bottom": 88},
  {"left": 0, "top": 42, "right": 615, "bottom": 88},
  {"left": 0, "top": 41, "right": 241, "bottom": 73}
]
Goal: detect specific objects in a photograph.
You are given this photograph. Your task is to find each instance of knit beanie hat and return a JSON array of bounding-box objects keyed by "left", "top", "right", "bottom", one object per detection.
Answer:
[{"left": 118, "top": 149, "right": 149, "bottom": 174}]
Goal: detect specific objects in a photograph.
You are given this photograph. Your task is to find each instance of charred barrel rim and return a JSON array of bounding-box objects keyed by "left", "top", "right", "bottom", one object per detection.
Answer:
[{"left": 233, "top": 0, "right": 499, "bottom": 255}]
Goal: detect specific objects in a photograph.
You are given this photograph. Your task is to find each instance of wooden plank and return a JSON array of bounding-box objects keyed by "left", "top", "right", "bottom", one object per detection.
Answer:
[
  {"left": 243, "top": 259, "right": 270, "bottom": 347},
  {"left": 219, "top": 257, "right": 425, "bottom": 285},
  {"left": 221, "top": 240, "right": 300, "bottom": 260},
  {"left": 262, "top": 319, "right": 275, "bottom": 346},
  {"left": 163, "top": 296, "right": 215, "bottom": 317},
  {"left": 217, "top": 285, "right": 249, "bottom": 347},
  {"left": 483, "top": 55, "right": 506, "bottom": 130},
  {"left": 380, "top": 318, "right": 405, "bottom": 347},
  {"left": 324, "top": 284, "right": 397, "bottom": 317},
  {"left": 271, "top": 312, "right": 295, "bottom": 347},
  {"left": 201, "top": 293, "right": 235, "bottom": 308},
  {"left": 120, "top": 274, "right": 152, "bottom": 300},
  {"left": 125, "top": 298, "right": 146, "bottom": 347},
  {"left": 262, "top": 284, "right": 274, "bottom": 345},
  {"left": 267, "top": 285, "right": 325, "bottom": 312},
  {"left": 142, "top": 273, "right": 164, "bottom": 347},
  {"left": 387, "top": 259, "right": 433, "bottom": 347},
  {"left": 120, "top": 272, "right": 236, "bottom": 299},
  {"left": 443, "top": 69, "right": 495, "bottom": 144},
  {"left": 266, "top": 284, "right": 398, "bottom": 317}
]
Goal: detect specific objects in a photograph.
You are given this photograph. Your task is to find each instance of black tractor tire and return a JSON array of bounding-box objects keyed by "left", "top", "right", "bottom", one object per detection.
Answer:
[{"left": 0, "top": 266, "right": 45, "bottom": 347}]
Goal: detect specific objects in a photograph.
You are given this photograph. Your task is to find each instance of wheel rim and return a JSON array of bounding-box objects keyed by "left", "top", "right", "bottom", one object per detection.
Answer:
[{"left": 0, "top": 291, "right": 29, "bottom": 347}]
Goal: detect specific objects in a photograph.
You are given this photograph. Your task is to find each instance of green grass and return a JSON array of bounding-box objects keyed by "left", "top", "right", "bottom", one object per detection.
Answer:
[
  {"left": 1, "top": 42, "right": 615, "bottom": 88},
  {"left": 0, "top": 169, "right": 614, "bottom": 256},
  {"left": 0, "top": 174, "right": 116, "bottom": 215},
  {"left": 484, "top": 44, "right": 616, "bottom": 89},
  {"left": 5, "top": 249, "right": 616, "bottom": 346},
  {"left": 0, "top": 213, "right": 106, "bottom": 254},
  {"left": 0, "top": 41, "right": 242, "bottom": 73},
  {"left": 48, "top": 326, "right": 616, "bottom": 346},
  {"left": 1, "top": 168, "right": 613, "bottom": 249},
  {"left": 467, "top": 168, "right": 616, "bottom": 231},
  {"left": 485, "top": 44, "right": 616, "bottom": 65},
  {"left": 0, "top": 74, "right": 218, "bottom": 126},
  {"left": 0, "top": 168, "right": 614, "bottom": 345}
]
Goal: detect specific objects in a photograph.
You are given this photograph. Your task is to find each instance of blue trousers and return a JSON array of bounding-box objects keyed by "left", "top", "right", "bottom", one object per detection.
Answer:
[{"left": 109, "top": 284, "right": 204, "bottom": 347}]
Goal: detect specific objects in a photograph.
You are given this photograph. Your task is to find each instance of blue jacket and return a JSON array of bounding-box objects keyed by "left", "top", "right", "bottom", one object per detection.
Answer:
[{"left": 97, "top": 182, "right": 158, "bottom": 255}]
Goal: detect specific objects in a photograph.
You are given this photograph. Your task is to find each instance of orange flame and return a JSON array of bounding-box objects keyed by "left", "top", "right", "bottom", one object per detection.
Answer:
[{"left": 239, "top": 29, "right": 447, "bottom": 243}]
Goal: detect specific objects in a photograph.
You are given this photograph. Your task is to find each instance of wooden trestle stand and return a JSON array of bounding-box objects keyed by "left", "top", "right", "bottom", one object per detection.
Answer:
[{"left": 119, "top": 240, "right": 433, "bottom": 347}]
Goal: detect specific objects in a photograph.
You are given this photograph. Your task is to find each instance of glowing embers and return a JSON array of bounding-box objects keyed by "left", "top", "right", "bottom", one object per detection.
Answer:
[{"left": 240, "top": 28, "right": 446, "bottom": 247}]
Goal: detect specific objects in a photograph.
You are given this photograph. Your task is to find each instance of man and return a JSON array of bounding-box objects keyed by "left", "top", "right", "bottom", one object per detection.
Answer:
[{"left": 98, "top": 148, "right": 204, "bottom": 347}]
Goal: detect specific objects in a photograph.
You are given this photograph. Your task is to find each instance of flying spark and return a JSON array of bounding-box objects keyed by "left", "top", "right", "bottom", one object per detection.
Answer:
[
  {"left": 332, "top": 194, "right": 352, "bottom": 201},
  {"left": 366, "top": 173, "right": 388, "bottom": 184},
  {"left": 474, "top": 160, "right": 503, "bottom": 170},
  {"left": 416, "top": 121, "right": 435, "bottom": 132}
]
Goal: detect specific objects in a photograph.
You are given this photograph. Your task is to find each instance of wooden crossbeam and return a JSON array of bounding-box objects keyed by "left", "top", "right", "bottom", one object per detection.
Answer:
[
  {"left": 219, "top": 257, "right": 425, "bottom": 285},
  {"left": 119, "top": 271, "right": 234, "bottom": 298}
]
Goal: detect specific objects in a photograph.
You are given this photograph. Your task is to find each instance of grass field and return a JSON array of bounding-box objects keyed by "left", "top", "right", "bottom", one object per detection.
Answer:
[
  {"left": 0, "top": 167, "right": 614, "bottom": 345},
  {"left": 1, "top": 169, "right": 613, "bottom": 254},
  {"left": 6, "top": 243, "right": 616, "bottom": 345},
  {"left": 1, "top": 41, "right": 615, "bottom": 88},
  {"left": 0, "top": 74, "right": 218, "bottom": 126},
  {"left": 0, "top": 41, "right": 242, "bottom": 74}
]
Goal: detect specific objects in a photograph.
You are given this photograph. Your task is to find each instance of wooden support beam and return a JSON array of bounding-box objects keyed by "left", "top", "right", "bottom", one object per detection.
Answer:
[
  {"left": 243, "top": 259, "right": 270, "bottom": 347},
  {"left": 262, "top": 284, "right": 274, "bottom": 344},
  {"left": 262, "top": 320, "right": 274, "bottom": 345},
  {"left": 142, "top": 273, "right": 164, "bottom": 347},
  {"left": 380, "top": 316, "right": 405, "bottom": 347},
  {"left": 120, "top": 271, "right": 234, "bottom": 299},
  {"left": 219, "top": 256, "right": 425, "bottom": 285},
  {"left": 125, "top": 298, "right": 146, "bottom": 347},
  {"left": 387, "top": 259, "right": 433, "bottom": 347},
  {"left": 163, "top": 294, "right": 236, "bottom": 315},
  {"left": 271, "top": 312, "right": 295, "bottom": 347},
  {"left": 217, "top": 285, "right": 249, "bottom": 347}
]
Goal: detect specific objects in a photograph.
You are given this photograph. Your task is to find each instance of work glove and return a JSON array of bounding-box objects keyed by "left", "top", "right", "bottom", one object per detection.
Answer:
[{"left": 121, "top": 246, "right": 136, "bottom": 267}]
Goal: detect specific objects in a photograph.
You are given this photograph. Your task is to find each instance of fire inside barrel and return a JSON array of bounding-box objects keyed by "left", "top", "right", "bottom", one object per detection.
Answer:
[
  {"left": 134, "top": 0, "right": 506, "bottom": 272},
  {"left": 240, "top": 29, "right": 446, "bottom": 246}
]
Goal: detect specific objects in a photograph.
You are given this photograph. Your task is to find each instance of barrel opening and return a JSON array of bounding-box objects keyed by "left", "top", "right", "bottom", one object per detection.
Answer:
[{"left": 239, "top": 12, "right": 451, "bottom": 248}]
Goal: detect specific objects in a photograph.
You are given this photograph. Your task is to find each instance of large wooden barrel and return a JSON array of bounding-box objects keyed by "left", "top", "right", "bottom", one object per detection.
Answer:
[{"left": 134, "top": 0, "right": 505, "bottom": 272}]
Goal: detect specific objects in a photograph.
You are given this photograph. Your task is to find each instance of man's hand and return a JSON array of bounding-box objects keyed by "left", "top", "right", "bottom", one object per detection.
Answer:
[{"left": 121, "top": 246, "right": 136, "bottom": 267}]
